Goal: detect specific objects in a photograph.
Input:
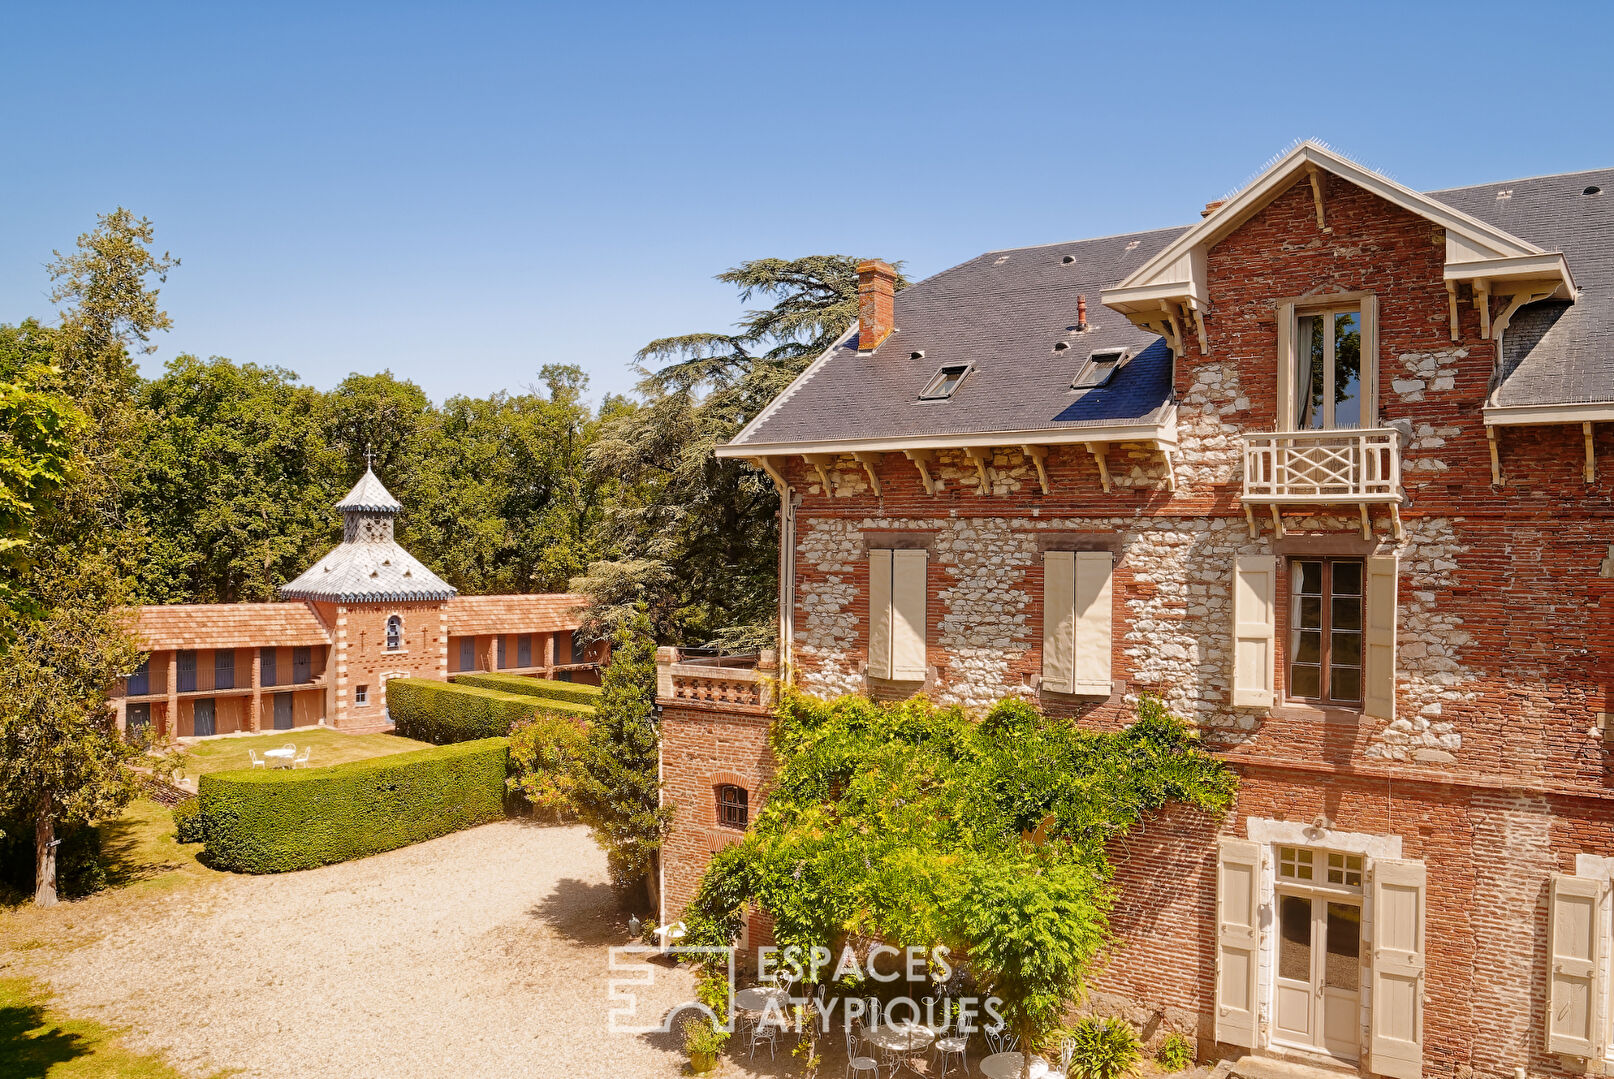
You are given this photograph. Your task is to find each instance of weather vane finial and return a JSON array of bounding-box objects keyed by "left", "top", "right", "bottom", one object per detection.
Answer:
[{"left": 365, "top": 442, "right": 374, "bottom": 470}]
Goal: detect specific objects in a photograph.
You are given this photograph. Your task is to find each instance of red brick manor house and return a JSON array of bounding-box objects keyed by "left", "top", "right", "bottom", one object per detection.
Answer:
[
  {"left": 656, "top": 143, "right": 1614, "bottom": 1077},
  {"left": 114, "top": 468, "right": 600, "bottom": 738}
]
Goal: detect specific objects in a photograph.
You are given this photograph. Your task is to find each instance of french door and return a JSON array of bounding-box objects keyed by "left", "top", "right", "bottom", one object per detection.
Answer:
[
  {"left": 1273, "top": 889, "right": 1362, "bottom": 1060},
  {"left": 274, "top": 692, "right": 294, "bottom": 730}
]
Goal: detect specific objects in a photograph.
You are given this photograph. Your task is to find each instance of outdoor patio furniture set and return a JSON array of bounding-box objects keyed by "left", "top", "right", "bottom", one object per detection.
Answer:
[{"left": 247, "top": 744, "right": 312, "bottom": 770}]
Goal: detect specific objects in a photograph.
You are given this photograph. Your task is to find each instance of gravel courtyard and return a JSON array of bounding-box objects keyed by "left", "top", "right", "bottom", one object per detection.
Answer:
[{"left": 12, "top": 820, "right": 706, "bottom": 1078}]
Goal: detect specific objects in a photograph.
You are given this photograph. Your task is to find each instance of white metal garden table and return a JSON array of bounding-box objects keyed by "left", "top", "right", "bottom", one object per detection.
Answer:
[
  {"left": 866, "top": 1021, "right": 935, "bottom": 1075},
  {"left": 262, "top": 746, "right": 296, "bottom": 768},
  {"left": 980, "top": 1051, "right": 1056, "bottom": 1079}
]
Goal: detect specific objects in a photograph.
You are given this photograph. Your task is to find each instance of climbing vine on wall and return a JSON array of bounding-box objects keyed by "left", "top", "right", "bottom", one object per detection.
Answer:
[{"left": 684, "top": 692, "right": 1237, "bottom": 1044}]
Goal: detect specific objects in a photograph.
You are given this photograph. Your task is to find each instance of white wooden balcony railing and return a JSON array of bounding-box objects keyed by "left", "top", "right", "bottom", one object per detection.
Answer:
[
  {"left": 656, "top": 649, "right": 777, "bottom": 712},
  {"left": 1241, "top": 428, "right": 1403, "bottom": 503}
]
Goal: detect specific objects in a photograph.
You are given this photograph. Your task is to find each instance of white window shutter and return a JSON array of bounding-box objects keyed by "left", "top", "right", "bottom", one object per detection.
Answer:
[
  {"left": 868, "top": 549, "right": 893, "bottom": 680},
  {"left": 1364, "top": 554, "right": 1399, "bottom": 720},
  {"left": 1042, "top": 551, "right": 1076, "bottom": 695},
  {"left": 1073, "top": 551, "right": 1114, "bottom": 695},
  {"left": 1232, "top": 555, "right": 1276, "bottom": 707},
  {"left": 890, "top": 549, "right": 928, "bottom": 680},
  {"left": 1276, "top": 300, "right": 1297, "bottom": 431},
  {"left": 1214, "top": 837, "right": 1261, "bottom": 1048},
  {"left": 1547, "top": 872, "right": 1607, "bottom": 1057},
  {"left": 1370, "top": 858, "right": 1426, "bottom": 1079}
]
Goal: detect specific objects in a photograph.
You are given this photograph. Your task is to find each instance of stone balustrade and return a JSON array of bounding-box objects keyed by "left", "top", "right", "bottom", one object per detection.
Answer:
[{"left": 656, "top": 648, "right": 778, "bottom": 713}]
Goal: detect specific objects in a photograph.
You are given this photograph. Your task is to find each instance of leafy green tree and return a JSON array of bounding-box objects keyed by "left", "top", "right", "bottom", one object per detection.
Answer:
[
  {"left": 129, "top": 356, "right": 337, "bottom": 602},
  {"left": 0, "top": 321, "right": 81, "bottom": 616},
  {"left": 0, "top": 209, "right": 172, "bottom": 905},
  {"left": 571, "top": 607, "right": 673, "bottom": 904},
  {"left": 582, "top": 256, "right": 907, "bottom": 647}
]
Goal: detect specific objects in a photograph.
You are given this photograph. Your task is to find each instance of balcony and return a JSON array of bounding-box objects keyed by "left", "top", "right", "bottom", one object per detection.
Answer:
[
  {"left": 1240, "top": 428, "right": 1403, "bottom": 537},
  {"left": 656, "top": 649, "right": 777, "bottom": 714}
]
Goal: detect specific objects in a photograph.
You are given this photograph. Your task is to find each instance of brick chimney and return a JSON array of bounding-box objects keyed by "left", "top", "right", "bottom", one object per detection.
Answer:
[
  {"left": 1202, "top": 200, "right": 1225, "bottom": 218},
  {"left": 856, "top": 259, "right": 897, "bottom": 351}
]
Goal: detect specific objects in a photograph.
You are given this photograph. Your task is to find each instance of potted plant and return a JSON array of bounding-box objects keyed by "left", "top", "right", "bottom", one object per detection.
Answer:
[{"left": 682, "top": 1014, "right": 727, "bottom": 1074}]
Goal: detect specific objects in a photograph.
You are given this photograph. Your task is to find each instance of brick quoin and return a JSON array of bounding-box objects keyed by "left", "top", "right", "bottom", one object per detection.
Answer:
[{"left": 660, "top": 168, "right": 1614, "bottom": 1077}]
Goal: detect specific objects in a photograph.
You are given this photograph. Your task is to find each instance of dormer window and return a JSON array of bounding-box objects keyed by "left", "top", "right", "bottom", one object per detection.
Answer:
[
  {"left": 1071, "top": 348, "right": 1130, "bottom": 390},
  {"left": 919, "top": 363, "right": 971, "bottom": 401}
]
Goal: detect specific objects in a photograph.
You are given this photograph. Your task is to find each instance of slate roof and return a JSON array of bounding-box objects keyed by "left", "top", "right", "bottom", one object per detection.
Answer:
[
  {"left": 135, "top": 603, "right": 332, "bottom": 650},
  {"left": 335, "top": 468, "right": 404, "bottom": 513},
  {"left": 1431, "top": 168, "right": 1614, "bottom": 409},
  {"left": 729, "top": 227, "right": 1186, "bottom": 450},
  {"left": 445, "top": 594, "right": 587, "bottom": 636},
  {"left": 279, "top": 469, "right": 457, "bottom": 603},
  {"left": 728, "top": 166, "right": 1614, "bottom": 449}
]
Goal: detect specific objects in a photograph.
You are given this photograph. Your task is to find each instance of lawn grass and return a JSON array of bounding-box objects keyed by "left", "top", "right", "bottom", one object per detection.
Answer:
[
  {"left": 177, "top": 728, "right": 429, "bottom": 780},
  {"left": 0, "top": 976, "right": 215, "bottom": 1079}
]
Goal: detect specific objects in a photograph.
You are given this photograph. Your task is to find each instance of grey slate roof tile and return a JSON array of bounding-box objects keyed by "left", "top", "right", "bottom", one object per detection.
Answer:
[{"left": 731, "top": 167, "right": 1614, "bottom": 447}]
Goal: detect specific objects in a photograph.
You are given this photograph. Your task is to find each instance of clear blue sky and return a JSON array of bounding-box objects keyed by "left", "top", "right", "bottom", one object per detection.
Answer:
[{"left": 2, "top": 2, "right": 1610, "bottom": 405}]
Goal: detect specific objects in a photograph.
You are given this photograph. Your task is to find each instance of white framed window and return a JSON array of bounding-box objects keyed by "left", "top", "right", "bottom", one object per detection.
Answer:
[
  {"left": 355, "top": 684, "right": 368, "bottom": 705},
  {"left": 1275, "top": 845, "right": 1363, "bottom": 891},
  {"left": 1070, "top": 347, "right": 1130, "bottom": 390},
  {"left": 1276, "top": 294, "right": 1379, "bottom": 432}
]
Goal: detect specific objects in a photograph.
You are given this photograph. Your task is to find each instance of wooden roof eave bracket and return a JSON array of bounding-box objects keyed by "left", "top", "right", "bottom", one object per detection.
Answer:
[
  {"left": 1153, "top": 440, "right": 1178, "bottom": 491},
  {"left": 1021, "top": 444, "right": 1052, "bottom": 495},
  {"left": 852, "top": 452, "right": 884, "bottom": 498},
  {"left": 902, "top": 449, "right": 940, "bottom": 495},
  {"left": 746, "top": 455, "right": 790, "bottom": 496},
  {"left": 1269, "top": 505, "right": 1286, "bottom": 539},
  {"left": 1085, "top": 442, "right": 1112, "bottom": 494},
  {"left": 1492, "top": 283, "right": 1563, "bottom": 340},
  {"left": 1473, "top": 279, "right": 1491, "bottom": 339},
  {"left": 1445, "top": 281, "right": 1460, "bottom": 342},
  {"left": 1158, "top": 302, "right": 1184, "bottom": 355},
  {"left": 964, "top": 446, "right": 993, "bottom": 495},
  {"left": 1585, "top": 422, "right": 1597, "bottom": 485},
  {"left": 1486, "top": 426, "right": 1502, "bottom": 487},
  {"left": 1243, "top": 504, "right": 1258, "bottom": 539},
  {"left": 1307, "top": 164, "right": 1329, "bottom": 232},
  {"left": 803, "top": 453, "right": 836, "bottom": 493},
  {"left": 1182, "top": 296, "right": 1209, "bottom": 354}
]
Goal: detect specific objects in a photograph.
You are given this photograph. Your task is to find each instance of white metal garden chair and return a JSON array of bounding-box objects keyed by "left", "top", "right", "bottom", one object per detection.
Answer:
[
  {"left": 1046, "top": 1036, "right": 1076, "bottom": 1079},
  {"left": 292, "top": 747, "right": 312, "bottom": 768},
  {"left": 248, "top": 749, "right": 266, "bottom": 769},
  {"left": 985, "top": 1027, "right": 1018, "bottom": 1056},
  {"left": 844, "top": 1028, "right": 879, "bottom": 1079},
  {"left": 749, "top": 1014, "right": 781, "bottom": 1060}
]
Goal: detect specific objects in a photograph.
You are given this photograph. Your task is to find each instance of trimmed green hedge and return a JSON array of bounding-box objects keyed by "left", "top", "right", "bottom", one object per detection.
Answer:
[
  {"left": 452, "top": 673, "right": 601, "bottom": 709},
  {"left": 197, "top": 738, "right": 509, "bottom": 873},
  {"left": 389, "top": 677, "right": 590, "bottom": 744}
]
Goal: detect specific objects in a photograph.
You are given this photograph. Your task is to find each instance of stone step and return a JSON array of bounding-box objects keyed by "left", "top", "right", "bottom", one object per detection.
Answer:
[{"left": 1226, "top": 1053, "right": 1362, "bottom": 1079}]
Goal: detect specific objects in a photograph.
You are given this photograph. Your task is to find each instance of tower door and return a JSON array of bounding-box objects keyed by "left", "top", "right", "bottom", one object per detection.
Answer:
[{"left": 1274, "top": 889, "right": 1361, "bottom": 1061}]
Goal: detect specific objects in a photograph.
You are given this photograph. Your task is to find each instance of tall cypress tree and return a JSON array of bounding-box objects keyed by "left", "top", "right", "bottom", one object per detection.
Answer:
[{"left": 571, "top": 606, "right": 673, "bottom": 906}]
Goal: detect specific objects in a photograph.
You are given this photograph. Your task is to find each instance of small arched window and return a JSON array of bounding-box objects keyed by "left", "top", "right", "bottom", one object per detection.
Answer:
[
  {"left": 716, "top": 784, "right": 749, "bottom": 830},
  {"left": 385, "top": 615, "right": 403, "bottom": 652}
]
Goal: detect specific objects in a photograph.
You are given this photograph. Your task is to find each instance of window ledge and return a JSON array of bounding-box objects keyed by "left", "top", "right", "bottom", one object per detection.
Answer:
[{"left": 1274, "top": 702, "right": 1365, "bottom": 725}]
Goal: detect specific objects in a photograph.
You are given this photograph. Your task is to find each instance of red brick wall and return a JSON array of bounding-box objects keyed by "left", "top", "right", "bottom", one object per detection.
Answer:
[
  {"left": 333, "top": 602, "right": 448, "bottom": 729},
  {"left": 659, "top": 700, "right": 776, "bottom": 941}
]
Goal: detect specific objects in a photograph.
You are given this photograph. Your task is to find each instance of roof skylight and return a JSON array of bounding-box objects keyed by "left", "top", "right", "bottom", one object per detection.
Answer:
[
  {"left": 920, "top": 363, "right": 972, "bottom": 401},
  {"left": 1071, "top": 348, "right": 1130, "bottom": 391}
]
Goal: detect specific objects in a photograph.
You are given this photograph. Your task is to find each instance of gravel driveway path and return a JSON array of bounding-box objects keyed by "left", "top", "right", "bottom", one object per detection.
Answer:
[{"left": 18, "top": 820, "right": 703, "bottom": 1078}]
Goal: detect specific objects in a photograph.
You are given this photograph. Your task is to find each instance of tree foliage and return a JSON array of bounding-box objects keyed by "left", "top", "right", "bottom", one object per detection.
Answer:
[
  {"left": 683, "top": 693, "right": 1236, "bottom": 1049},
  {"left": 570, "top": 608, "right": 674, "bottom": 901},
  {"left": 580, "top": 256, "right": 907, "bottom": 647}
]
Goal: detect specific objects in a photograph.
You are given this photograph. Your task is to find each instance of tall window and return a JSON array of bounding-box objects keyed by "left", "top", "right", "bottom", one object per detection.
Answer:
[
  {"left": 214, "top": 650, "right": 235, "bottom": 691},
  {"left": 497, "top": 637, "right": 508, "bottom": 669},
  {"left": 385, "top": 615, "right": 403, "bottom": 652},
  {"left": 459, "top": 637, "right": 475, "bottom": 671},
  {"left": 717, "top": 784, "right": 749, "bottom": 829},
  {"left": 127, "top": 659, "right": 150, "bottom": 696},
  {"left": 1289, "top": 559, "right": 1363, "bottom": 705},
  {"left": 292, "top": 646, "right": 311, "bottom": 684},
  {"left": 1296, "top": 306, "right": 1362, "bottom": 429},
  {"left": 260, "top": 647, "right": 278, "bottom": 687},
  {"left": 177, "top": 650, "right": 197, "bottom": 693},
  {"left": 517, "top": 634, "right": 532, "bottom": 668}
]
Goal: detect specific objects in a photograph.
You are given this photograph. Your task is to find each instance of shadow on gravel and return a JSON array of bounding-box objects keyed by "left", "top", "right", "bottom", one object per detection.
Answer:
[{"left": 530, "top": 877, "right": 624, "bottom": 945}]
